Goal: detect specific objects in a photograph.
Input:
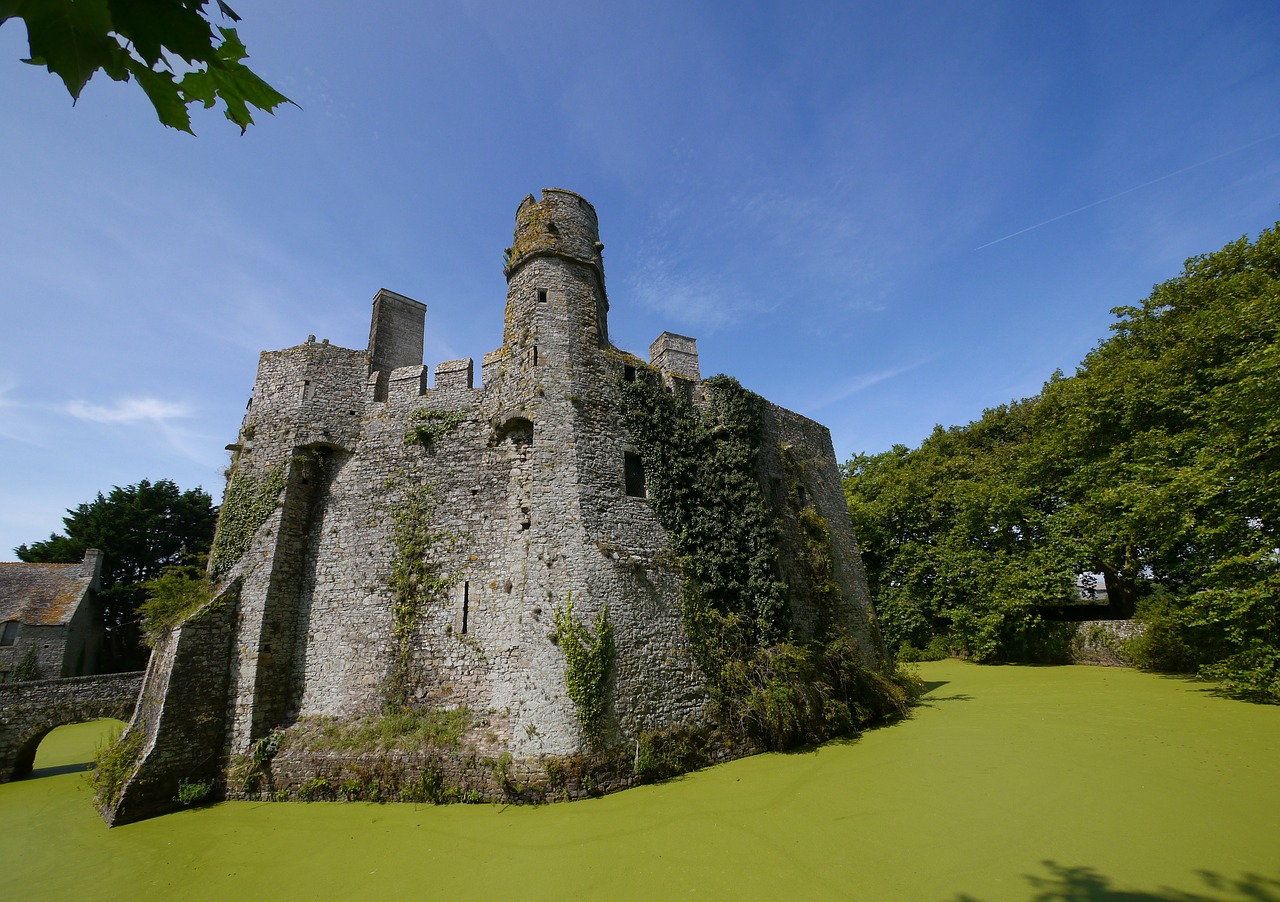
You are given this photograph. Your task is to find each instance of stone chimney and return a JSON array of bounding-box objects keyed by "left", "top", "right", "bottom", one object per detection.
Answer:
[{"left": 81, "top": 548, "right": 104, "bottom": 591}]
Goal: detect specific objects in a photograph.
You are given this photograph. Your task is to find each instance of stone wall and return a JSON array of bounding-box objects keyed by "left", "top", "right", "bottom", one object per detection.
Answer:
[
  {"left": 1071, "top": 619, "right": 1144, "bottom": 667},
  {"left": 114, "top": 189, "right": 886, "bottom": 821},
  {"left": 102, "top": 587, "right": 238, "bottom": 826},
  {"left": 0, "top": 671, "right": 142, "bottom": 781}
]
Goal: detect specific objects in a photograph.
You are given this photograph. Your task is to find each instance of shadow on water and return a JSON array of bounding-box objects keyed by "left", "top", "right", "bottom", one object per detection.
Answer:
[
  {"left": 28, "top": 761, "right": 93, "bottom": 779},
  {"left": 948, "top": 860, "right": 1280, "bottom": 902},
  {"left": 924, "top": 681, "right": 950, "bottom": 694}
]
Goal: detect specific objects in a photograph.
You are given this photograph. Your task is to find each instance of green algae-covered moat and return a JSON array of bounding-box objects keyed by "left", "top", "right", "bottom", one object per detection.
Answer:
[{"left": 3, "top": 661, "right": 1277, "bottom": 902}]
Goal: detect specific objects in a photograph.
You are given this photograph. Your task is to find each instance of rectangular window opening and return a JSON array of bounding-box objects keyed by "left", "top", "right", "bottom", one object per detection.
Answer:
[
  {"left": 0, "top": 621, "right": 17, "bottom": 646},
  {"left": 623, "top": 364, "right": 636, "bottom": 382},
  {"left": 531, "top": 345, "right": 539, "bottom": 366},
  {"left": 461, "top": 582, "right": 470, "bottom": 635},
  {"left": 624, "top": 451, "right": 646, "bottom": 498},
  {"left": 537, "top": 289, "right": 548, "bottom": 303}
]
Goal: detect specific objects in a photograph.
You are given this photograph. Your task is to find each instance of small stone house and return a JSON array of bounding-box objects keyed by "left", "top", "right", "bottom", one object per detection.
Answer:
[{"left": 0, "top": 550, "right": 104, "bottom": 681}]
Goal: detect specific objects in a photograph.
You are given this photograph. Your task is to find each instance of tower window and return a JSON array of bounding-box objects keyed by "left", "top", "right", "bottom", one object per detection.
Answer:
[
  {"left": 623, "top": 364, "right": 636, "bottom": 382},
  {"left": 537, "top": 289, "right": 547, "bottom": 304},
  {"left": 624, "top": 452, "right": 646, "bottom": 498},
  {"left": 461, "top": 582, "right": 470, "bottom": 635},
  {"left": 531, "top": 346, "right": 539, "bottom": 366}
]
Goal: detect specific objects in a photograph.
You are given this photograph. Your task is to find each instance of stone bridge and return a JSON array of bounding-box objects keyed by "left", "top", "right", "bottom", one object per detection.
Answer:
[{"left": 0, "top": 672, "right": 144, "bottom": 782}]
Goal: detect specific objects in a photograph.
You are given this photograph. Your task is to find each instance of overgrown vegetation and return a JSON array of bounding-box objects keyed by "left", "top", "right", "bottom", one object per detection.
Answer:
[
  {"left": 285, "top": 707, "right": 471, "bottom": 755},
  {"left": 10, "top": 647, "right": 40, "bottom": 681},
  {"left": 553, "top": 595, "right": 614, "bottom": 747},
  {"left": 138, "top": 565, "right": 213, "bottom": 644},
  {"left": 633, "top": 725, "right": 718, "bottom": 784},
  {"left": 620, "top": 371, "right": 916, "bottom": 750},
  {"left": 385, "top": 481, "right": 454, "bottom": 709},
  {"left": 209, "top": 463, "right": 285, "bottom": 579},
  {"left": 90, "top": 728, "right": 144, "bottom": 809},
  {"left": 845, "top": 224, "right": 1280, "bottom": 702},
  {"left": 175, "top": 778, "right": 212, "bottom": 807},
  {"left": 403, "top": 409, "right": 468, "bottom": 448}
]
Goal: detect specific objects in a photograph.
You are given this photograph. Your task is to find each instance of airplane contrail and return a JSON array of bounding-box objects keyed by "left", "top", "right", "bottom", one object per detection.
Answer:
[{"left": 976, "top": 132, "right": 1280, "bottom": 251}]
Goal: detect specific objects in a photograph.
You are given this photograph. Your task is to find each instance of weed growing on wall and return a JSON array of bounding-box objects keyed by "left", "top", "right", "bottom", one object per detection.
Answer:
[
  {"left": 404, "top": 409, "right": 468, "bottom": 448},
  {"left": 385, "top": 482, "right": 453, "bottom": 710},
  {"left": 286, "top": 707, "right": 471, "bottom": 754},
  {"left": 175, "top": 779, "right": 212, "bottom": 807},
  {"left": 619, "top": 370, "right": 915, "bottom": 749},
  {"left": 90, "top": 728, "right": 145, "bottom": 809},
  {"left": 209, "top": 462, "right": 286, "bottom": 578},
  {"left": 553, "top": 595, "right": 614, "bottom": 747}
]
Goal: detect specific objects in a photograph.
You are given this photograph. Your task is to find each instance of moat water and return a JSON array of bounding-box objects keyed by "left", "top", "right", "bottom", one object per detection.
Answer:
[{"left": 3, "top": 661, "right": 1277, "bottom": 901}]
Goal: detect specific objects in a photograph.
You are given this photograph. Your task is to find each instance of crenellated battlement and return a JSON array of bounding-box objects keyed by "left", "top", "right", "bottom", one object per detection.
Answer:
[{"left": 106, "top": 190, "right": 884, "bottom": 824}]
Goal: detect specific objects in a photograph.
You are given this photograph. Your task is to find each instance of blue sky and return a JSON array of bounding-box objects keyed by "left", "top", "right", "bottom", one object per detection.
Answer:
[{"left": 2, "top": 1, "right": 1278, "bottom": 560}]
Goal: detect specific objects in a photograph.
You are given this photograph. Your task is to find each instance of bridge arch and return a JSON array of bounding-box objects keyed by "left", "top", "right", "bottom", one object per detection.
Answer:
[{"left": 0, "top": 672, "right": 142, "bottom": 782}]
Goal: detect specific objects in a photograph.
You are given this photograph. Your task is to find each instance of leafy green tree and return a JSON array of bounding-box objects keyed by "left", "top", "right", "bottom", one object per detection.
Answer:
[
  {"left": 845, "top": 223, "right": 1280, "bottom": 700},
  {"left": 845, "top": 402, "right": 1077, "bottom": 664},
  {"left": 16, "top": 479, "right": 217, "bottom": 670},
  {"left": 0, "top": 0, "right": 292, "bottom": 133}
]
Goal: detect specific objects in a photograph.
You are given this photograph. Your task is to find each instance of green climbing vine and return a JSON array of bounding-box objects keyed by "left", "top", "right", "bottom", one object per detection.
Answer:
[
  {"left": 385, "top": 482, "right": 453, "bottom": 710},
  {"left": 619, "top": 372, "right": 789, "bottom": 675},
  {"left": 403, "top": 409, "right": 468, "bottom": 448},
  {"left": 619, "top": 369, "right": 916, "bottom": 749},
  {"left": 209, "top": 462, "right": 286, "bottom": 578},
  {"left": 10, "top": 646, "right": 40, "bottom": 681},
  {"left": 553, "top": 594, "right": 614, "bottom": 747}
]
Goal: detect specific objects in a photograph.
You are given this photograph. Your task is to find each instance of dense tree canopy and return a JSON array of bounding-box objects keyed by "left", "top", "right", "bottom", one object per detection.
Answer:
[
  {"left": 0, "top": 0, "right": 291, "bottom": 133},
  {"left": 846, "top": 225, "right": 1280, "bottom": 701},
  {"left": 16, "top": 479, "right": 217, "bottom": 670}
]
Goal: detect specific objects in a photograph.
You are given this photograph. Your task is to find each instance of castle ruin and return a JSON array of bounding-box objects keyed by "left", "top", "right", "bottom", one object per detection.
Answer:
[{"left": 101, "top": 189, "right": 886, "bottom": 824}]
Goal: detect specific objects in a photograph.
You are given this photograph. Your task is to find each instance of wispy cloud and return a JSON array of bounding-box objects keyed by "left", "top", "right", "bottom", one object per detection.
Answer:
[
  {"left": 976, "top": 132, "right": 1280, "bottom": 250},
  {"left": 802, "top": 360, "right": 930, "bottom": 414},
  {"left": 626, "top": 257, "right": 737, "bottom": 331},
  {"left": 64, "top": 398, "right": 193, "bottom": 424}
]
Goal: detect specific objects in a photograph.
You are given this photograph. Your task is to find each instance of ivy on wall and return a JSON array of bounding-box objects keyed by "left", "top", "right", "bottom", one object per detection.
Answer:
[
  {"left": 385, "top": 482, "right": 453, "bottom": 710},
  {"left": 619, "top": 370, "right": 915, "bottom": 749},
  {"left": 619, "top": 373, "right": 789, "bottom": 673},
  {"left": 553, "top": 595, "right": 614, "bottom": 747},
  {"left": 209, "top": 462, "right": 286, "bottom": 579},
  {"left": 403, "top": 409, "right": 468, "bottom": 448}
]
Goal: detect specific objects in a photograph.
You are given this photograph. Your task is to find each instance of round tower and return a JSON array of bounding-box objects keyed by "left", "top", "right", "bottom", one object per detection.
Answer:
[{"left": 502, "top": 189, "right": 609, "bottom": 349}]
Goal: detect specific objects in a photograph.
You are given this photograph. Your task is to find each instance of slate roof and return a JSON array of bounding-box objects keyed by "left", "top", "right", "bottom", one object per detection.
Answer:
[{"left": 0, "top": 561, "right": 95, "bottom": 626}]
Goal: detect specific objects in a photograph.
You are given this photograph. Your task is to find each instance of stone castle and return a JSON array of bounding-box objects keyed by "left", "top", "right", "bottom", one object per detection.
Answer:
[{"left": 102, "top": 189, "right": 884, "bottom": 824}]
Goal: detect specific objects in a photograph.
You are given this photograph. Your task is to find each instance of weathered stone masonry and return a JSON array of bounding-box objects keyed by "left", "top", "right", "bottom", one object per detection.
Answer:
[
  {"left": 106, "top": 189, "right": 884, "bottom": 823},
  {"left": 0, "top": 671, "right": 142, "bottom": 782}
]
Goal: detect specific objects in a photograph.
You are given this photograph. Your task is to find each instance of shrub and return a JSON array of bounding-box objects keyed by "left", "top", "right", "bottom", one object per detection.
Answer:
[
  {"left": 138, "top": 565, "right": 212, "bottom": 643},
  {"left": 175, "top": 778, "right": 212, "bottom": 807}
]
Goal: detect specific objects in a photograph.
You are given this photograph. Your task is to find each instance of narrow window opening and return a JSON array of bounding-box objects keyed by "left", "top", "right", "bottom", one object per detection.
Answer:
[
  {"left": 461, "top": 582, "right": 470, "bottom": 635},
  {"left": 623, "top": 364, "right": 636, "bottom": 382},
  {"left": 298, "top": 379, "right": 312, "bottom": 401},
  {"left": 537, "top": 289, "right": 547, "bottom": 304},
  {"left": 531, "top": 345, "right": 539, "bottom": 367},
  {"left": 0, "top": 621, "right": 17, "bottom": 646},
  {"left": 624, "top": 451, "right": 646, "bottom": 498}
]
